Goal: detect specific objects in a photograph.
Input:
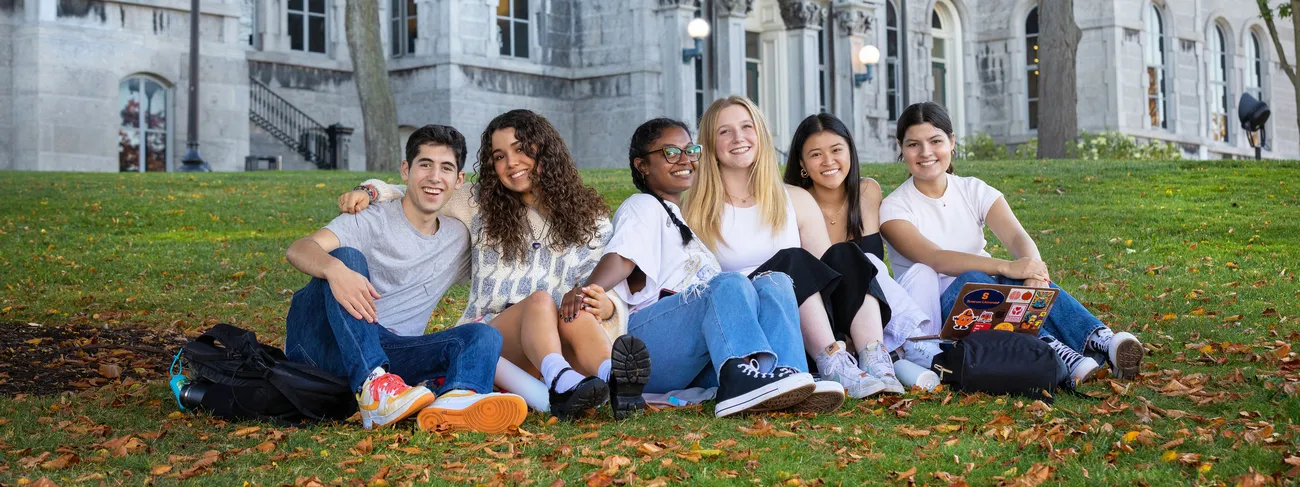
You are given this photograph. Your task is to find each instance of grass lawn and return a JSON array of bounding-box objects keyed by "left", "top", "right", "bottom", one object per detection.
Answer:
[{"left": 1, "top": 159, "right": 1298, "bottom": 486}]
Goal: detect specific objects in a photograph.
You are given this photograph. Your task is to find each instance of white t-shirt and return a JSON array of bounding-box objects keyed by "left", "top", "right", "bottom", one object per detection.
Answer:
[
  {"left": 605, "top": 194, "right": 721, "bottom": 313},
  {"left": 879, "top": 174, "right": 1004, "bottom": 279},
  {"left": 714, "top": 191, "right": 801, "bottom": 275}
]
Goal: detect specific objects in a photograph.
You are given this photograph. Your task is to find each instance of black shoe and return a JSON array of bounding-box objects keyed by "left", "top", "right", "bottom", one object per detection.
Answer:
[
  {"left": 548, "top": 368, "right": 608, "bottom": 421},
  {"left": 609, "top": 335, "right": 651, "bottom": 420},
  {"left": 713, "top": 359, "right": 815, "bottom": 418}
]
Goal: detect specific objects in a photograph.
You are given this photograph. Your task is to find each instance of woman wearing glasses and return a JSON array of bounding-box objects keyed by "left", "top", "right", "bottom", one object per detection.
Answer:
[{"left": 568, "top": 118, "right": 834, "bottom": 417}]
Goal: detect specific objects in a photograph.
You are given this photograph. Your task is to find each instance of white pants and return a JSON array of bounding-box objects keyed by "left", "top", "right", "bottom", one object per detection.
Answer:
[
  {"left": 863, "top": 254, "right": 934, "bottom": 351},
  {"left": 894, "top": 263, "right": 955, "bottom": 338}
]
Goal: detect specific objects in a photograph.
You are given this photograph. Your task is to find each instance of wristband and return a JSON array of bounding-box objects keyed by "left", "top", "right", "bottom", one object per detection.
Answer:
[{"left": 352, "top": 185, "right": 378, "bottom": 202}]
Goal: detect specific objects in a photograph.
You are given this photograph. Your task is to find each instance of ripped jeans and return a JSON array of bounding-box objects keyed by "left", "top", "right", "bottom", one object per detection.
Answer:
[{"left": 627, "top": 272, "right": 806, "bottom": 394}]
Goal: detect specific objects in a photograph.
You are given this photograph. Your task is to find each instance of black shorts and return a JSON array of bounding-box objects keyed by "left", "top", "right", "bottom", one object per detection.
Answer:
[{"left": 749, "top": 241, "right": 892, "bottom": 342}]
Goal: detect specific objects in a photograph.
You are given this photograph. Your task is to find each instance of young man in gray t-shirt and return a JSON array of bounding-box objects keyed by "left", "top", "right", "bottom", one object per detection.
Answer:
[{"left": 284, "top": 125, "right": 525, "bottom": 433}]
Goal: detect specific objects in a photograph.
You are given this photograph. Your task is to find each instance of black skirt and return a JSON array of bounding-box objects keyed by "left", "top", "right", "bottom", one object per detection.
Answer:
[{"left": 748, "top": 241, "right": 892, "bottom": 341}]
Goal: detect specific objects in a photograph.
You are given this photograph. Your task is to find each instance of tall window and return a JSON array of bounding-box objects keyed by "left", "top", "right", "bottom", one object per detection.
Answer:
[
  {"left": 497, "top": 0, "right": 529, "bottom": 58},
  {"left": 694, "top": 0, "right": 706, "bottom": 123},
  {"left": 930, "top": 9, "right": 948, "bottom": 106},
  {"left": 1245, "top": 30, "right": 1264, "bottom": 102},
  {"left": 817, "top": 27, "right": 828, "bottom": 113},
  {"left": 118, "top": 76, "right": 170, "bottom": 173},
  {"left": 1208, "top": 24, "right": 1229, "bottom": 142},
  {"left": 886, "top": 2, "right": 900, "bottom": 121},
  {"left": 1025, "top": 7, "right": 1039, "bottom": 130},
  {"left": 1145, "top": 4, "right": 1168, "bottom": 129},
  {"left": 287, "top": 0, "right": 327, "bottom": 53},
  {"left": 239, "top": 0, "right": 257, "bottom": 47},
  {"left": 391, "top": 0, "right": 417, "bottom": 57},
  {"left": 746, "top": 31, "right": 761, "bottom": 106}
]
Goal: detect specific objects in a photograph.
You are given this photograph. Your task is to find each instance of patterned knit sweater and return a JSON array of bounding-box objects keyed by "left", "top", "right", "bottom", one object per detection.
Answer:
[{"left": 363, "top": 179, "right": 628, "bottom": 340}]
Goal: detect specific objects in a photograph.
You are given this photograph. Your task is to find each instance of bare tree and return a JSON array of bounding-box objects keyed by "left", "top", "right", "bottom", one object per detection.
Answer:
[
  {"left": 1256, "top": 0, "right": 1298, "bottom": 144},
  {"left": 1036, "top": 0, "right": 1080, "bottom": 159},
  {"left": 345, "top": 0, "right": 401, "bottom": 172}
]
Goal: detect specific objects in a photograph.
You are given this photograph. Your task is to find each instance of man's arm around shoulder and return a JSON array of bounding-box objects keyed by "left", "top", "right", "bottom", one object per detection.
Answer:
[{"left": 286, "top": 229, "right": 382, "bottom": 323}]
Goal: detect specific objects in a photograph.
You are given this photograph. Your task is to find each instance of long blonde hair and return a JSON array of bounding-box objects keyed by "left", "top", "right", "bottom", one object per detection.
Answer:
[{"left": 683, "top": 96, "right": 788, "bottom": 251}]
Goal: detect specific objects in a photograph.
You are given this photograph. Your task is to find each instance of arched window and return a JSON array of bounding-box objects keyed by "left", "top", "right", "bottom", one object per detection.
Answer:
[
  {"left": 1145, "top": 4, "right": 1168, "bottom": 129},
  {"left": 1208, "top": 24, "right": 1229, "bottom": 143},
  {"left": 1245, "top": 30, "right": 1264, "bottom": 103},
  {"left": 118, "top": 76, "right": 170, "bottom": 172},
  {"left": 886, "top": 1, "right": 900, "bottom": 121},
  {"left": 930, "top": 0, "right": 963, "bottom": 130},
  {"left": 1025, "top": 6, "right": 1039, "bottom": 131}
]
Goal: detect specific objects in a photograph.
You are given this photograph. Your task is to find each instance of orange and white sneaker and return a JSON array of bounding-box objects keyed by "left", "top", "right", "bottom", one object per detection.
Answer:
[
  {"left": 358, "top": 373, "right": 435, "bottom": 430},
  {"left": 416, "top": 390, "right": 527, "bottom": 434}
]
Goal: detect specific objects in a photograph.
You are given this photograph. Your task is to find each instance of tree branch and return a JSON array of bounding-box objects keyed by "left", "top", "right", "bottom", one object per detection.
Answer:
[{"left": 1258, "top": 0, "right": 1297, "bottom": 84}]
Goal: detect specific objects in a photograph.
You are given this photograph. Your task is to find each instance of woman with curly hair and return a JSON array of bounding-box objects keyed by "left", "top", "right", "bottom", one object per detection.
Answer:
[{"left": 338, "top": 110, "right": 652, "bottom": 421}]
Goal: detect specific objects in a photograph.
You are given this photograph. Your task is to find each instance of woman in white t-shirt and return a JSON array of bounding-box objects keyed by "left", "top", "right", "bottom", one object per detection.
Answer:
[
  {"left": 878, "top": 102, "right": 1145, "bottom": 382},
  {"left": 570, "top": 118, "right": 841, "bottom": 418},
  {"left": 681, "top": 96, "right": 904, "bottom": 398}
]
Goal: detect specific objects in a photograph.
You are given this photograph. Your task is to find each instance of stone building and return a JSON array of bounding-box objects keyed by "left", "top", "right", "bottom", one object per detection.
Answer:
[{"left": 1, "top": 0, "right": 1294, "bottom": 172}]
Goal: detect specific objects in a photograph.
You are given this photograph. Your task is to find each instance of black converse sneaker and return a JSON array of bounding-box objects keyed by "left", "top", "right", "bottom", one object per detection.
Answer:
[
  {"left": 1042, "top": 336, "right": 1101, "bottom": 384},
  {"left": 713, "top": 359, "right": 815, "bottom": 418},
  {"left": 548, "top": 368, "right": 608, "bottom": 421},
  {"left": 608, "top": 335, "right": 652, "bottom": 420}
]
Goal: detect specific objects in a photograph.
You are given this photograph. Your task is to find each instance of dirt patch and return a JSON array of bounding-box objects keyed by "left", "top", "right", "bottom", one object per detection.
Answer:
[{"left": 0, "top": 322, "right": 189, "bottom": 396}]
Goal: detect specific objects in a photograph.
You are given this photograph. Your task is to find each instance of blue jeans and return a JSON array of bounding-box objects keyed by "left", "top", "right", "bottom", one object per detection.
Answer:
[
  {"left": 284, "top": 247, "right": 500, "bottom": 394},
  {"left": 627, "top": 272, "right": 806, "bottom": 394},
  {"left": 939, "top": 271, "right": 1103, "bottom": 352}
]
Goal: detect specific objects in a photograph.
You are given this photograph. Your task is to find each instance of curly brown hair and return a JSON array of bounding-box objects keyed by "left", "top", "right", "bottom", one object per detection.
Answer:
[{"left": 473, "top": 109, "right": 608, "bottom": 263}]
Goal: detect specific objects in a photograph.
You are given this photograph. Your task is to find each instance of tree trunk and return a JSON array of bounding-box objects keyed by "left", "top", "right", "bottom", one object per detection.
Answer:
[
  {"left": 1037, "top": 0, "right": 1081, "bottom": 159},
  {"left": 345, "top": 0, "right": 401, "bottom": 172},
  {"left": 1258, "top": 0, "right": 1299, "bottom": 149}
]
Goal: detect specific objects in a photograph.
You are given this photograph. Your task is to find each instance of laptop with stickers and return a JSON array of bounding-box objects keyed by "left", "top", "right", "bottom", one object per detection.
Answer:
[{"left": 913, "top": 283, "right": 1060, "bottom": 341}]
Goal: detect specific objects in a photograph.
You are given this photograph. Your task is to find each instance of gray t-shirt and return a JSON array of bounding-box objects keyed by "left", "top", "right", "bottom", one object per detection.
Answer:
[{"left": 324, "top": 200, "right": 471, "bottom": 336}]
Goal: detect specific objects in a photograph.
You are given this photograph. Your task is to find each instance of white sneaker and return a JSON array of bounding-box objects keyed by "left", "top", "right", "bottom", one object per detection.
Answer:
[
  {"left": 815, "top": 341, "right": 886, "bottom": 399},
  {"left": 859, "top": 341, "right": 906, "bottom": 394},
  {"left": 357, "top": 373, "right": 435, "bottom": 430},
  {"left": 1043, "top": 336, "right": 1102, "bottom": 383},
  {"left": 416, "top": 390, "right": 528, "bottom": 434},
  {"left": 901, "top": 339, "right": 943, "bottom": 369},
  {"left": 788, "top": 380, "right": 846, "bottom": 413},
  {"left": 1108, "top": 332, "right": 1144, "bottom": 379}
]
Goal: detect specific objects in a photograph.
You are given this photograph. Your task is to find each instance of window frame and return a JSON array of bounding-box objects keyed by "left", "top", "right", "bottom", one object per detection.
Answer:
[
  {"left": 1208, "top": 23, "right": 1230, "bottom": 143},
  {"left": 497, "top": 0, "right": 531, "bottom": 59},
  {"left": 287, "top": 0, "right": 328, "bottom": 54},
  {"left": 118, "top": 75, "right": 172, "bottom": 173},
  {"left": 390, "top": 0, "right": 418, "bottom": 57},
  {"left": 885, "top": 1, "right": 900, "bottom": 121},
  {"left": 1024, "top": 6, "right": 1039, "bottom": 131},
  {"left": 1145, "top": 3, "right": 1169, "bottom": 129}
]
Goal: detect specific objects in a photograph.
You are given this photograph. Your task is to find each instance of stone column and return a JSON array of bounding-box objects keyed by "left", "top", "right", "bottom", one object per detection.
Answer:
[
  {"left": 831, "top": 0, "right": 877, "bottom": 148},
  {"left": 713, "top": 0, "right": 752, "bottom": 98},
  {"left": 658, "top": 0, "right": 700, "bottom": 123},
  {"left": 779, "top": 0, "right": 824, "bottom": 130}
]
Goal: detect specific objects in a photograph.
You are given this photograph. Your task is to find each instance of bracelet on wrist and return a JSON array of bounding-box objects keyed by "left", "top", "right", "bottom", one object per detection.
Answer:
[{"left": 352, "top": 185, "right": 378, "bottom": 202}]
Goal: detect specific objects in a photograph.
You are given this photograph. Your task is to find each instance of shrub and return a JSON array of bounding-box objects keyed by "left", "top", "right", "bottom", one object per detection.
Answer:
[
  {"left": 1069, "top": 130, "right": 1182, "bottom": 160},
  {"left": 957, "top": 133, "right": 1011, "bottom": 160}
]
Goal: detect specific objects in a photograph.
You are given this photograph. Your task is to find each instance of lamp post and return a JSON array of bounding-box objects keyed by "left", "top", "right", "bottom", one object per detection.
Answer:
[
  {"left": 682, "top": 18, "right": 711, "bottom": 64},
  {"left": 1238, "top": 93, "right": 1271, "bottom": 161},
  {"left": 180, "top": 0, "right": 210, "bottom": 171},
  {"left": 854, "top": 44, "right": 880, "bottom": 87}
]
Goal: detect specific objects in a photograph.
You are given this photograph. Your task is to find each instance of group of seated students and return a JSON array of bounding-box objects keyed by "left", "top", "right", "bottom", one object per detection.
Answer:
[{"left": 282, "top": 98, "right": 1146, "bottom": 433}]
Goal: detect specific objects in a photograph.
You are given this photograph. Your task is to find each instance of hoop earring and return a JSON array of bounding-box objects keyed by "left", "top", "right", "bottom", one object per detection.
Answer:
[{"left": 799, "top": 167, "right": 808, "bottom": 179}]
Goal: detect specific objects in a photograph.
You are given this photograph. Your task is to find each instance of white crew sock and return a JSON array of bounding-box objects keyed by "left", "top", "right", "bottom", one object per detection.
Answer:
[
  {"left": 597, "top": 359, "right": 612, "bottom": 383},
  {"left": 540, "top": 353, "right": 584, "bottom": 393}
]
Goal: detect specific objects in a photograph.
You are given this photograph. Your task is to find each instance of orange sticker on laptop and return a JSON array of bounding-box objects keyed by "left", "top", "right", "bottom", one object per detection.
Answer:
[{"left": 1007, "top": 288, "right": 1034, "bottom": 303}]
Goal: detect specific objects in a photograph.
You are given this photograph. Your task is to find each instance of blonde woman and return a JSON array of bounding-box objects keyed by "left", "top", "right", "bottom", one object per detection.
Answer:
[{"left": 682, "top": 96, "right": 903, "bottom": 398}]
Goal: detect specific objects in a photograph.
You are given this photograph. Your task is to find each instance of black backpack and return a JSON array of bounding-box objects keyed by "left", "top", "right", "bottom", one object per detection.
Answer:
[
  {"left": 177, "top": 324, "right": 357, "bottom": 424},
  {"left": 929, "top": 331, "right": 1074, "bottom": 403}
]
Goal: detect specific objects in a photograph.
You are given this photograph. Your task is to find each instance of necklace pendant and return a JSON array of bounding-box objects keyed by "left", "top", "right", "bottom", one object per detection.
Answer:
[{"left": 532, "top": 242, "right": 542, "bottom": 250}]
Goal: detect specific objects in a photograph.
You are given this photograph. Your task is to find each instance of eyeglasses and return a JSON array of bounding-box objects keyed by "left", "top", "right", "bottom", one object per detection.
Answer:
[{"left": 639, "top": 144, "right": 702, "bottom": 164}]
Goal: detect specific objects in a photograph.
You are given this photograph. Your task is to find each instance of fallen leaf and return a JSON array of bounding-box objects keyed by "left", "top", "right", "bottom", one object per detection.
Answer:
[
  {"left": 893, "top": 466, "right": 917, "bottom": 481},
  {"left": 151, "top": 465, "right": 173, "bottom": 475},
  {"left": 254, "top": 441, "right": 276, "bottom": 453},
  {"left": 40, "top": 454, "right": 78, "bottom": 470},
  {"left": 97, "top": 364, "right": 122, "bottom": 379},
  {"left": 355, "top": 436, "right": 374, "bottom": 455}
]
